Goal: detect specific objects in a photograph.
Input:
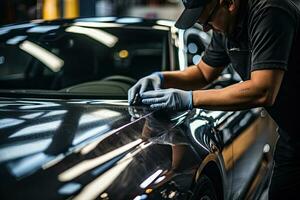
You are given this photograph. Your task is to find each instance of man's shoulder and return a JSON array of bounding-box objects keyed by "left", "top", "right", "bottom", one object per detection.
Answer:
[{"left": 249, "top": 0, "right": 299, "bottom": 15}]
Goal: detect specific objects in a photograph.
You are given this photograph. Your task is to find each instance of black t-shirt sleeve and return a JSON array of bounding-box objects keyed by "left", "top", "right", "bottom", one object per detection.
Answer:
[
  {"left": 250, "top": 7, "right": 296, "bottom": 71},
  {"left": 202, "top": 32, "right": 230, "bottom": 68}
]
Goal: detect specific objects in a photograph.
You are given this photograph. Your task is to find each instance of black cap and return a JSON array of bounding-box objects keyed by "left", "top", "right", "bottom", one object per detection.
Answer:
[{"left": 175, "top": 0, "right": 209, "bottom": 29}]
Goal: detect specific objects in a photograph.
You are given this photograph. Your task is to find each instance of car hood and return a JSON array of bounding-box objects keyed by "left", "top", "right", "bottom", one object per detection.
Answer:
[{"left": 0, "top": 97, "right": 202, "bottom": 200}]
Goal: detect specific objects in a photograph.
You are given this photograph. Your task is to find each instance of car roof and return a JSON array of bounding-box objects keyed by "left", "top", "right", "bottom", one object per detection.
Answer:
[{"left": 0, "top": 16, "right": 176, "bottom": 35}]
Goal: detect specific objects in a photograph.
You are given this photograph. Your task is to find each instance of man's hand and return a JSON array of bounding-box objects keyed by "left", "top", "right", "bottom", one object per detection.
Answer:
[
  {"left": 141, "top": 88, "right": 193, "bottom": 111},
  {"left": 128, "top": 72, "right": 163, "bottom": 105}
]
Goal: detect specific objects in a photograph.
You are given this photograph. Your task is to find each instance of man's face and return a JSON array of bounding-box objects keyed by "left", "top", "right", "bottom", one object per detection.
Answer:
[{"left": 197, "top": 0, "right": 238, "bottom": 35}]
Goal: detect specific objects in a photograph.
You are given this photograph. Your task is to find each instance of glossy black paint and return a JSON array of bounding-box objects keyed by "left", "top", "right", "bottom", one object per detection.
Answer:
[{"left": 0, "top": 96, "right": 277, "bottom": 200}]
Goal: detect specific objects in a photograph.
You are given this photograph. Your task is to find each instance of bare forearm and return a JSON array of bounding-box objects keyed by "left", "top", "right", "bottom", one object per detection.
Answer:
[
  {"left": 162, "top": 63, "right": 222, "bottom": 90},
  {"left": 193, "top": 80, "right": 271, "bottom": 111},
  {"left": 162, "top": 67, "right": 207, "bottom": 90}
]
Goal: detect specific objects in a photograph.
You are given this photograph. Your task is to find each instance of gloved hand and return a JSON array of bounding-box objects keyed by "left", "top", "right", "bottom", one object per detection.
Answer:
[
  {"left": 128, "top": 72, "right": 164, "bottom": 105},
  {"left": 140, "top": 88, "right": 193, "bottom": 111}
]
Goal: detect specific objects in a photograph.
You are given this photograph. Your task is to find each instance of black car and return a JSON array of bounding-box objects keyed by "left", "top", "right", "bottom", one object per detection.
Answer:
[{"left": 0, "top": 17, "right": 278, "bottom": 200}]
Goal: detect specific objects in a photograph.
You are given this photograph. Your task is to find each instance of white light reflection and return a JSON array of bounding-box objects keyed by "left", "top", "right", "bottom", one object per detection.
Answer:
[
  {"left": 140, "top": 169, "right": 163, "bottom": 189},
  {"left": 27, "top": 25, "right": 60, "bottom": 33},
  {"left": 66, "top": 26, "right": 118, "bottom": 47},
  {"left": 79, "top": 109, "right": 121, "bottom": 125},
  {"left": 30, "top": 19, "right": 45, "bottom": 23},
  {"left": 18, "top": 101, "right": 59, "bottom": 109},
  {"left": 58, "top": 139, "right": 142, "bottom": 182},
  {"left": 72, "top": 158, "right": 133, "bottom": 200},
  {"left": 152, "top": 25, "right": 169, "bottom": 31},
  {"left": 156, "top": 20, "right": 175, "bottom": 27},
  {"left": 154, "top": 175, "right": 166, "bottom": 184},
  {"left": 90, "top": 100, "right": 128, "bottom": 106},
  {"left": 58, "top": 182, "right": 82, "bottom": 195},
  {"left": 8, "top": 153, "right": 53, "bottom": 178},
  {"left": 178, "top": 29, "right": 187, "bottom": 70},
  {"left": 75, "top": 17, "right": 117, "bottom": 22},
  {"left": 19, "top": 40, "right": 64, "bottom": 72},
  {"left": 192, "top": 55, "right": 202, "bottom": 65},
  {"left": 133, "top": 194, "right": 148, "bottom": 200},
  {"left": 6, "top": 35, "right": 28, "bottom": 45},
  {"left": 0, "top": 23, "right": 36, "bottom": 35},
  {"left": 189, "top": 111, "right": 209, "bottom": 152},
  {"left": 0, "top": 138, "right": 52, "bottom": 163},
  {"left": 43, "top": 110, "right": 67, "bottom": 118},
  {"left": 9, "top": 120, "right": 62, "bottom": 138},
  {"left": 21, "top": 112, "right": 44, "bottom": 119},
  {"left": 0, "top": 118, "right": 24, "bottom": 129},
  {"left": 116, "top": 17, "right": 142, "bottom": 24},
  {"left": 73, "top": 22, "right": 124, "bottom": 28},
  {"left": 199, "top": 31, "right": 211, "bottom": 41},
  {"left": 72, "top": 125, "right": 110, "bottom": 145}
]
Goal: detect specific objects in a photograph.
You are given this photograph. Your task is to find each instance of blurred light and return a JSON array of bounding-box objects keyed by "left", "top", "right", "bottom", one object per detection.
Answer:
[
  {"left": 21, "top": 112, "right": 44, "bottom": 119},
  {"left": 154, "top": 175, "right": 166, "bottom": 184},
  {"left": 140, "top": 169, "right": 163, "bottom": 189},
  {"left": 43, "top": 110, "right": 67, "bottom": 118},
  {"left": 192, "top": 55, "right": 202, "bottom": 65},
  {"left": 75, "top": 17, "right": 117, "bottom": 22},
  {"left": 8, "top": 153, "right": 53, "bottom": 178},
  {"left": 19, "top": 40, "right": 64, "bottom": 72},
  {"left": 145, "top": 189, "right": 153, "bottom": 194},
  {"left": 0, "top": 56, "right": 4, "bottom": 64},
  {"left": 27, "top": 25, "right": 60, "bottom": 33},
  {"left": 6, "top": 36, "right": 28, "bottom": 45},
  {"left": 90, "top": 100, "right": 129, "bottom": 106},
  {"left": 133, "top": 194, "right": 148, "bottom": 200},
  {"left": 42, "top": 153, "right": 65, "bottom": 169},
  {"left": 9, "top": 120, "right": 62, "bottom": 138},
  {"left": 199, "top": 31, "right": 211, "bottom": 41},
  {"left": 58, "top": 139, "right": 142, "bottom": 182},
  {"left": 0, "top": 23, "right": 36, "bottom": 35},
  {"left": 74, "top": 22, "right": 124, "bottom": 28},
  {"left": 58, "top": 182, "right": 81, "bottom": 195},
  {"left": 119, "top": 50, "right": 129, "bottom": 59},
  {"left": 72, "top": 158, "right": 133, "bottom": 200},
  {"left": 18, "top": 101, "right": 59, "bottom": 109},
  {"left": 188, "top": 43, "right": 198, "bottom": 54},
  {"left": 30, "top": 19, "right": 45, "bottom": 23},
  {"left": 72, "top": 125, "right": 110, "bottom": 145},
  {"left": 66, "top": 26, "right": 118, "bottom": 47},
  {"left": 79, "top": 109, "right": 121, "bottom": 125},
  {"left": 0, "top": 118, "right": 24, "bottom": 129},
  {"left": 116, "top": 17, "right": 142, "bottom": 24},
  {"left": 0, "top": 139, "right": 52, "bottom": 163},
  {"left": 178, "top": 29, "right": 187, "bottom": 70},
  {"left": 100, "top": 193, "right": 108, "bottom": 198},
  {"left": 64, "top": 0, "right": 79, "bottom": 19},
  {"left": 263, "top": 144, "right": 270, "bottom": 153},
  {"left": 80, "top": 127, "right": 125, "bottom": 155},
  {"left": 152, "top": 25, "right": 169, "bottom": 31},
  {"left": 156, "top": 20, "right": 175, "bottom": 27},
  {"left": 43, "top": 0, "right": 60, "bottom": 20}
]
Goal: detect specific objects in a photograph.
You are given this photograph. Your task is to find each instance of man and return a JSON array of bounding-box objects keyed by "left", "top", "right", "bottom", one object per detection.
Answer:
[{"left": 128, "top": 0, "right": 300, "bottom": 199}]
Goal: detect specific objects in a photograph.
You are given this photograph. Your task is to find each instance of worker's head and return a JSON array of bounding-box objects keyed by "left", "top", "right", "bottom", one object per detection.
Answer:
[{"left": 175, "top": 0, "right": 240, "bottom": 34}]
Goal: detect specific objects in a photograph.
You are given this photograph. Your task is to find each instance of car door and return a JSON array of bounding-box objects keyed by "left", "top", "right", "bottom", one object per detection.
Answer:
[{"left": 230, "top": 107, "right": 278, "bottom": 199}]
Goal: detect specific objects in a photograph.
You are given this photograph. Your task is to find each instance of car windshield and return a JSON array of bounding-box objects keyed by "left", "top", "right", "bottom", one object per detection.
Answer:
[{"left": 0, "top": 24, "right": 171, "bottom": 97}]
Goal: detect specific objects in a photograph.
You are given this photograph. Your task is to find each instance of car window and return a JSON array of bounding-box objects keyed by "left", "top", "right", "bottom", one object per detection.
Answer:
[
  {"left": 0, "top": 26, "right": 170, "bottom": 90},
  {"left": 0, "top": 46, "right": 31, "bottom": 78}
]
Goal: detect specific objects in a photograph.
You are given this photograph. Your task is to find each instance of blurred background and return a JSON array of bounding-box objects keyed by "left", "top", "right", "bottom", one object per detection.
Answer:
[{"left": 0, "top": 0, "right": 184, "bottom": 25}]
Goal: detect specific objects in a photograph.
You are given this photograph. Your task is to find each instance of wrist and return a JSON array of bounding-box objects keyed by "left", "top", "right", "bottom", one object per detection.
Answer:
[
  {"left": 152, "top": 72, "right": 164, "bottom": 87},
  {"left": 188, "top": 91, "right": 193, "bottom": 110}
]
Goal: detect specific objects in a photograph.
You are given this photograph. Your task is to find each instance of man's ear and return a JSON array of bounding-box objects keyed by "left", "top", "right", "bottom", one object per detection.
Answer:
[{"left": 228, "top": 0, "right": 239, "bottom": 12}]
